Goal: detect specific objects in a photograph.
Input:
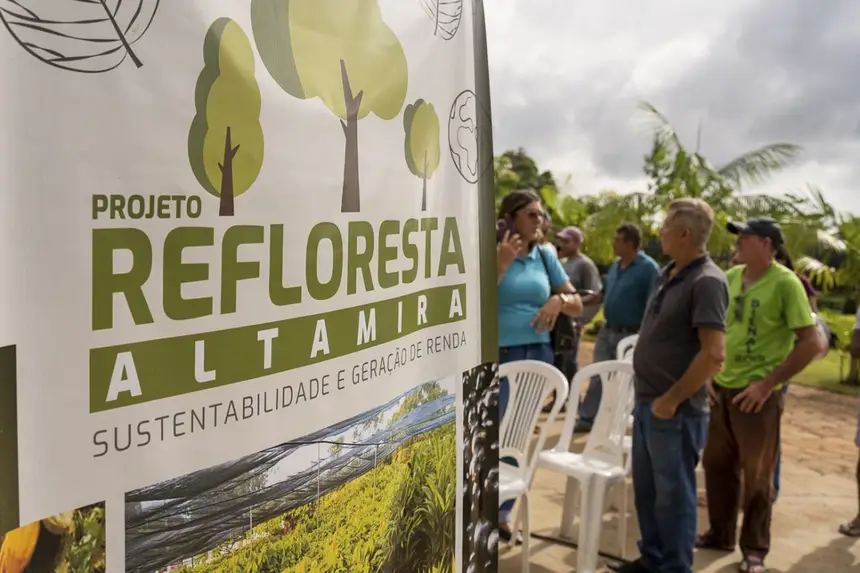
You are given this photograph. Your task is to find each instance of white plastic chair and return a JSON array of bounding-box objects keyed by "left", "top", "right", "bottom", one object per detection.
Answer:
[
  {"left": 616, "top": 334, "right": 638, "bottom": 455},
  {"left": 498, "top": 360, "right": 569, "bottom": 572},
  {"left": 616, "top": 334, "right": 638, "bottom": 361},
  {"left": 539, "top": 360, "right": 635, "bottom": 573}
]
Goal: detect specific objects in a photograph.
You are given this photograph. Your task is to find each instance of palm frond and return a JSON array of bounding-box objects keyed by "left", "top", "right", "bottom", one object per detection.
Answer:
[
  {"left": 539, "top": 184, "right": 560, "bottom": 211},
  {"left": 723, "top": 193, "right": 803, "bottom": 219},
  {"left": 797, "top": 256, "right": 837, "bottom": 291},
  {"left": 816, "top": 229, "right": 846, "bottom": 251},
  {"left": 637, "top": 101, "right": 682, "bottom": 150},
  {"left": 716, "top": 143, "right": 802, "bottom": 189}
]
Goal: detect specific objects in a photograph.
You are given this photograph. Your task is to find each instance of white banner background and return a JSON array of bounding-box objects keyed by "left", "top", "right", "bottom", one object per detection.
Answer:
[{"left": 0, "top": 0, "right": 480, "bottom": 570}]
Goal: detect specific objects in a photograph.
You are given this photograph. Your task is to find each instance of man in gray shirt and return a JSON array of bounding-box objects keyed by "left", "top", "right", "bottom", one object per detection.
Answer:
[
  {"left": 612, "top": 199, "right": 728, "bottom": 573},
  {"left": 555, "top": 226, "right": 602, "bottom": 383}
]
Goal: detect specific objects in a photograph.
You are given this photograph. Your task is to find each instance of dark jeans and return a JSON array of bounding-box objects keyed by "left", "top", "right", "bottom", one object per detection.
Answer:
[
  {"left": 578, "top": 327, "right": 629, "bottom": 426},
  {"left": 499, "top": 342, "right": 554, "bottom": 517},
  {"left": 703, "top": 386, "right": 783, "bottom": 559},
  {"left": 556, "top": 334, "right": 582, "bottom": 384},
  {"left": 632, "top": 402, "right": 708, "bottom": 573},
  {"left": 773, "top": 383, "right": 790, "bottom": 500}
]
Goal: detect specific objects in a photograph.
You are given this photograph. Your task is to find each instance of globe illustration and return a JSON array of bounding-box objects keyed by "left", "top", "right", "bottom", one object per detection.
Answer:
[{"left": 448, "top": 89, "right": 480, "bottom": 184}]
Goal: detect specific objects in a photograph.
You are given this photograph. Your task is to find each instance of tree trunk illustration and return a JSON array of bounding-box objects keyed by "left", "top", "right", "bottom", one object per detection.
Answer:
[
  {"left": 340, "top": 60, "right": 363, "bottom": 213},
  {"left": 219, "top": 126, "right": 240, "bottom": 217},
  {"left": 421, "top": 152, "right": 429, "bottom": 211},
  {"left": 97, "top": 0, "right": 144, "bottom": 68}
]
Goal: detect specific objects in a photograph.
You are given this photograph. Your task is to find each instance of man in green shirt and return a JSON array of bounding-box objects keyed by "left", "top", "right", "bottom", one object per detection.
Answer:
[
  {"left": 697, "top": 218, "right": 823, "bottom": 573},
  {"left": 838, "top": 308, "right": 860, "bottom": 538}
]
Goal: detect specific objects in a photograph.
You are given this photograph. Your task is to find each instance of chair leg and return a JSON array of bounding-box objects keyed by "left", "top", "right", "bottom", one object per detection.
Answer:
[
  {"left": 509, "top": 499, "right": 520, "bottom": 550},
  {"left": 576, "top": 476, "right": 608, "bottom": 573},
  {"left": 560, "top": 477, "right": 580, "bottom": 539},
  {"left": 520, "top": 493, "right": 530, "bottom": 573},
  {"left": 618, "top": 480, "right": 628, "bottom": 559}
]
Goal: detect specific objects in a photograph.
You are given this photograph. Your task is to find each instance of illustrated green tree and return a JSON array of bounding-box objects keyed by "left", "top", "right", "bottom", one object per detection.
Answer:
[
  {"left": 403, "top": 99, "right": 441, "bottom": 211},
  {"left": 188, "top": 18, "right": 264, "bottom": 217},
  {"left": 250, "top": 0, "right": 409, "bottom": 213}
]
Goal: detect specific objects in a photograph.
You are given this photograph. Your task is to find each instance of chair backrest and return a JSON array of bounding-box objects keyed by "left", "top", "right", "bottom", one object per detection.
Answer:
[
  {"left": 616, "top": 334, "right": 639, "bottom": 361},
  {"left": 555, "top": 360, "right": 635, "bottom": 470},
  {"left": 499, "top": 360, "right": 569, "bottom": 482}
]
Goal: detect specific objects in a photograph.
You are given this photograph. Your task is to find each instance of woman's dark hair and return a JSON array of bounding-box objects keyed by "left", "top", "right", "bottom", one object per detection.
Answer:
[
  {"left": 775, "top": 245, "right": 795, "bottom": 271},
  {"left": 615, "top": 222, "right": 642, "bottom": 249},
  {"left": 498, "top": 189, "right": 541, "bottom": 219}
]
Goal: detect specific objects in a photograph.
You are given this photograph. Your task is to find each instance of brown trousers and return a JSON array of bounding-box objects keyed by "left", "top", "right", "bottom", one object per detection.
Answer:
[{"left": 703, "top": 385, "right": 783, "bottom": 558}]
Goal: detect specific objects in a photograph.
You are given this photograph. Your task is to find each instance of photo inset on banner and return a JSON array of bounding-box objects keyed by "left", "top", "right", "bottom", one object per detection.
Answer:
[
  {"left": 0, "top": 502, "right": 105, "bottom": 573},
  {"left": 0, "top": 345, "right": 18, "bottom": 537},
  {"left": 125, "top": 379, "right": 456, "bottom": 572}
]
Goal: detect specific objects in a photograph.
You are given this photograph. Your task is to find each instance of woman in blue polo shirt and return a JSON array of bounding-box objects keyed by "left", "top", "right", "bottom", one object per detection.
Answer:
[{"left": 497, "top": 190, "right": 582, "bottom": 542}]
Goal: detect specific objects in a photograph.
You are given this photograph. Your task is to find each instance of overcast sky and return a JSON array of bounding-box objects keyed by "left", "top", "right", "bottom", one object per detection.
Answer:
[{"left": 485, "top": 0, "right": 860, "bottom": 214}]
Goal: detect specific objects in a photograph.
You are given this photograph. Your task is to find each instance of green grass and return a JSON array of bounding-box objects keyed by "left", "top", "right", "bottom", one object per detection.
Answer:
[
  {"left": 792, "top": 308, "right": 860, "bottom": 396},
  {"left": 581, "top": 307, "right": 860, "bottom": 396},
  {"left": 792, "top": 350, "right": 860, "bottom": 396},
  {"left": 818, "top": 308, "right": 856, "bottom": 351}
]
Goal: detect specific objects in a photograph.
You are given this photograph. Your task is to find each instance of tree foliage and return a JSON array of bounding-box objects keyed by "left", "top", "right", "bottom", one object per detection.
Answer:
[
  {"left": 251, "top": 0, "right": 407, "bottom": 121},
  {"left": 188, "top": 18, "right": 263, "bottom": 216},
  {"left": 251, "top": 0, "right": 408, "bottom": 212},
  {"left": 404, "top": 99, "right": 441, "bottom": 211},
  {"left": 492, "top": 102, "right": 844, "bottom": 267},
  {"left": 175, "top": 425, "right": 455, "bottom": 573}
]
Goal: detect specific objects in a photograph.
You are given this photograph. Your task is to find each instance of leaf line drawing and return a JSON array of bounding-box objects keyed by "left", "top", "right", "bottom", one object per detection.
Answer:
[
  {"left": 417, "top": 0, "right": 462, "bottom": 41},
  {"left": 0, "top": 0, "right": 160, "bottom": 73}
]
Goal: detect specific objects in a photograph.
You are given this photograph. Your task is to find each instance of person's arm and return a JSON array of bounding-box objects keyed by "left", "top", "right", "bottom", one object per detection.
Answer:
[
  {"left": 551, "top": 286, "right": 584, "bottom": 317},
  {"left": 547, "top": 248, "right": 583, "bottom": 317},
  {"left": 581, "top": 263, "right": 608, "bottom": 306},
  {"left": 662, "top": 328, "right": 726, "bottom": 407},
  {"left": 581, "top": 291, "right": 603, "bottom": 306},
  {"left": 584, "top": 260, "right": 603, "bottom": 294},
  {"left": 655, "top": 275, "right": 728, "bottom": 414},
  {"left": 761, "top": 325, "right": 821, "bottom": 389},
  {"left": 496, "top": 232, "right": 522, "bottom": 284}
]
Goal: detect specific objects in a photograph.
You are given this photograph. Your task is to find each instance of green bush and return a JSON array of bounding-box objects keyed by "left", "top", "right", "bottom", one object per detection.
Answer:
[{"left": 818, "top": 307, "right": 855, "bottom": 350}]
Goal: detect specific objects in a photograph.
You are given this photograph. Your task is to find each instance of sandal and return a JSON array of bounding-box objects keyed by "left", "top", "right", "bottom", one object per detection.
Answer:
[
  {"left": 498, "top": 525, "right": 524, "bottom": 545},
  {"left": 739, "top": 555, "right": 766, "bottom": 573},
  {"left": 695, "top": 531, "right": 734, "bottom": 552},
  {"left": 838, "top": 518, "right": 860, "bottom": 538}
]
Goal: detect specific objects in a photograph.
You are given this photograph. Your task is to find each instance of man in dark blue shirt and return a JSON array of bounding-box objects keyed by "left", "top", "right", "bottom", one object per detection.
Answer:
[{"left": 577, "top": 223, "right": 659, "bottom": 431}]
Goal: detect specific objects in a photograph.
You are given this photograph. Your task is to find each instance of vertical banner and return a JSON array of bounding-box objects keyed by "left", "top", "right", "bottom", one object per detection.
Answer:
[{"left": 0, "top": 1, "right": 497, "bottom": 572}]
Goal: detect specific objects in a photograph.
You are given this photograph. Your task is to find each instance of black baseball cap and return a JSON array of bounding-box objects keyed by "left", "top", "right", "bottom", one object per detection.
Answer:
[{"left": 726, "top": 217, "right": 784, "bottom": 248}]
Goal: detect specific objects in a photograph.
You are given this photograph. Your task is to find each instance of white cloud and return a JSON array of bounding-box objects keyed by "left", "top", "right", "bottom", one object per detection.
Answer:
[{"left": 485, "top": 0, "right": 860, "bottom": 214}]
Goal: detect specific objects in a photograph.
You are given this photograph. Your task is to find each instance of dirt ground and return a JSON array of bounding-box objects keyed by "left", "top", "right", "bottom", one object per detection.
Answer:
[{"left": 499, "top": 341, "right": 860, "bottom": 573}]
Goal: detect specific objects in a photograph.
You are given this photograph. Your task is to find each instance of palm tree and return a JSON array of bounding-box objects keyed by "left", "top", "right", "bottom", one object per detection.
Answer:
[{"left": 632, "top": 101, "right": 827, "bottom": 261}]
